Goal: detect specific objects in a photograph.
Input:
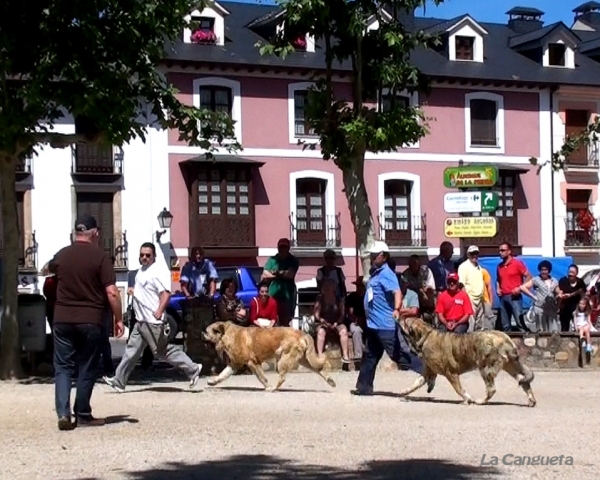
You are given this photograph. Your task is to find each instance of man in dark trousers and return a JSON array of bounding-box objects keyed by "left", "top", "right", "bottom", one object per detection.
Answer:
[{"left": 53, "top": 215, "right": 124, "bottom": 431}]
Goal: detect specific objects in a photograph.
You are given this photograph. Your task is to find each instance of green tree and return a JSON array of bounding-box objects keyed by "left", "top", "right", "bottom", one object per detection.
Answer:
[
  {"left": 0, "top": 0, "right": 237, "bottom": 379},
  {"left": 259, "top": 0, "right": 442, "bottom": 278},
  {"left": 530, "top": 117, "right": 600, "bottom": 171}
]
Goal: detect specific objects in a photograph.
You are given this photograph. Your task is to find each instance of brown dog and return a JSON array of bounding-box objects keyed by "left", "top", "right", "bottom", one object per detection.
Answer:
[
  {"left": 203, "top": 321, "right": 336, "bottom": 391},
  {"left": 398, "top": 317, "right": 536, "bottom": 407}
]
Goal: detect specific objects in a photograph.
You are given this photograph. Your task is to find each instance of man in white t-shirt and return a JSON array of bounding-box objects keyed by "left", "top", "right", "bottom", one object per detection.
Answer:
[{"left": 103, "top": 243, "right": 202, "bottom": 392}]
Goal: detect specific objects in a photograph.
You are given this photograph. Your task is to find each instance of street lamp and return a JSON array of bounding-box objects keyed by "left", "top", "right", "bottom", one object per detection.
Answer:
[{"left": 156, "top": 208, "right": 173, "bottom": 242}]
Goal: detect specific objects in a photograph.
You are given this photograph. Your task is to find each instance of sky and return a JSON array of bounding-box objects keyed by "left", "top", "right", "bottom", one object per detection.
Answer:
[{"left": 230, "top": 1, "right": 588, "bottom": 26}]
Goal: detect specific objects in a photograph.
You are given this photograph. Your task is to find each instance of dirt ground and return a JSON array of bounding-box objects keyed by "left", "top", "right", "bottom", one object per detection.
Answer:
[{"left": 0, "top": 368, "right": 597, "bottom": 480}]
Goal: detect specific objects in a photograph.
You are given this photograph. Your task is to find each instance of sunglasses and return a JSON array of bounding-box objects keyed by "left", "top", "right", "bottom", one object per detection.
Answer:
[{"left": 140, "top": 253, "right": 153, "bottom": 258}]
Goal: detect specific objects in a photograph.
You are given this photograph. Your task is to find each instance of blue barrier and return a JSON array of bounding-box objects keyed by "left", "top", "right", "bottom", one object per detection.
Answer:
[{"left": 477, "top": 255, "right": 574, "bottom": 310}]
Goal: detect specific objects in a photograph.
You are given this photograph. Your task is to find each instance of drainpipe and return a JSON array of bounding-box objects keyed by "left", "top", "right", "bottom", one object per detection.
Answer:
[{"left": 550, "top": 85, "right": 558, "bottom": 257}]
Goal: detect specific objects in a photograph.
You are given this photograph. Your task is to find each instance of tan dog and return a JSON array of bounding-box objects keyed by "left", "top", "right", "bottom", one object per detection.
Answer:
[
  {"left": 203, "top": 321, "right": 336, "bottom": 391},
  {"left": 398, "top": 317, "right": 536, "bottom": 407}
]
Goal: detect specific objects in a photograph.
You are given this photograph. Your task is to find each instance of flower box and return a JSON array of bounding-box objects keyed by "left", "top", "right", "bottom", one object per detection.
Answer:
[
  {"left": 292, "top": 36, "right": 307, "bottom": 50},
  {"left": 191, "top": 29, "right": 217, "bottom": 44}
]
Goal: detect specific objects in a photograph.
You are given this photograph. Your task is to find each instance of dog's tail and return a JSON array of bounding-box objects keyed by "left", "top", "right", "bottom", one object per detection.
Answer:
[
  {"left": 301, "top": 333, "right": 327, "bottom": 370},
  {"left": 504, "top": 342, "right": 534, "bottom": 385}
]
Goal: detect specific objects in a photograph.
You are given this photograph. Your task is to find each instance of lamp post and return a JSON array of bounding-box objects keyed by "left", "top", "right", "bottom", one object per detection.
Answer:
[{"left": 155, "top": 208, "right": 173, "bottom": 243}]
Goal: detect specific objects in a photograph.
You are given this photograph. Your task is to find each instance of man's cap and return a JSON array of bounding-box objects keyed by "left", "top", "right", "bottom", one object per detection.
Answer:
[
  {"left": 447, "top": 272, "right": 459, "bottom": 282},
  {"left": 467, "top": 245, "right": 480, "bottom": 254},
  {"left": 277, "top": 238, "right": 291, "bottom": 247},
  {"left": 74, "top": 214, "right": 98, "bottom": 232},
  {"left": 368, "top": 241, "right": 390, "bottom": 254}
]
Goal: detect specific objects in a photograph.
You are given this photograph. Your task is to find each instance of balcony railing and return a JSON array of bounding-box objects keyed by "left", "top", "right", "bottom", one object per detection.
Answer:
[
  {"left": 71, "top": 142, "right": 123, "bottom": 175},
  {"left": 70, "top": 231, "right": 129, "bottom": 269},
  {"left": 1, "top": 232, "right": 38, "bottom": 271},
  {"left": 289, "top": 213, "right": 341, "bottom": 249},
  {"left": 378, "top": 214, "right": 427, "bottom": 248},
  {"left": 565, "top": 141, "right": 599, "bottom": 169},
  {"left": 564, "top": 217, "right": 600, "bottom": 248}
]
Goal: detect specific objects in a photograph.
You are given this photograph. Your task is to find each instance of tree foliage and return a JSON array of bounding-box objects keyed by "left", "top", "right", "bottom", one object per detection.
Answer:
[
  {"left": 529, "top": 117, "right": 600, "bottom": 172},
  {"left": 258, "top": 0, "right": 442, "bottom": 275},
  {"left": 0, "top": 0, "right": 237, "bottom": 379}
]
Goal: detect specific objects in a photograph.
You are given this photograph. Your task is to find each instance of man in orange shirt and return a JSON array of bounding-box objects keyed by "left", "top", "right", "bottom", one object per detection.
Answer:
[
  {"left": 481, "top": 267, "right": 495, "bottom": 330},
  {"left": 435, "top": 273, "right": 473, "bottom": 333}
]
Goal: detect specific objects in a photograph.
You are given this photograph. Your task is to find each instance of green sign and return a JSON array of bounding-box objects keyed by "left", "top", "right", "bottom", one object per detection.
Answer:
[
  {"left": 443, "top": 166, "right": 499, "bottom": 189},
  {"left": 481, "top": 191, "right": 499, "bottom": 212}
]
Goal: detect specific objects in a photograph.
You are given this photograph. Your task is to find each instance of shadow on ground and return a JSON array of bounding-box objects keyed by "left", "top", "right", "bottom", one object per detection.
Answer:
[
  {"left": 17, "top": 363, "right": 194, "bottom": 385},
  {"left": 84, "top": 454, "right": 502, "bottom": 480}
]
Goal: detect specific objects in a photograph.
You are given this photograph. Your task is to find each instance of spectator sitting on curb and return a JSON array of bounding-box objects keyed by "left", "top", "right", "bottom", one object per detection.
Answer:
[{"left": 435, "top": 273, "right": 473, "bottom": 334}]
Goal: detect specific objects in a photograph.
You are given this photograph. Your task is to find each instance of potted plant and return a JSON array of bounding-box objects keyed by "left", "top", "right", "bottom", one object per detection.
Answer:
[
  {"left": 292, "top": 35, "right": 307, "bottom": 50},
  {"left": 576, "top": 208, "right": 596, "bottom": 245},
  {"left": 191, "top": 29, "right": 217, "bottom": 44}
]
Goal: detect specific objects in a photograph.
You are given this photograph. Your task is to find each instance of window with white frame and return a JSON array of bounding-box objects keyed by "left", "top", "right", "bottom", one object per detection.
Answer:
[
  {"left": 193, "top": 77, "right": 242, "bottom": 142},
  {"left": 288, "top": 82, "right": 318, "bottom": 144},
  {"left": 465, "top": 92, "right": 504, "bottom": 152},
  {"left": 548, "top": 43, "right": 566, "bottom": 66},
  {"left": 455, "top": 36, "right": 475, "bottom": 61}
]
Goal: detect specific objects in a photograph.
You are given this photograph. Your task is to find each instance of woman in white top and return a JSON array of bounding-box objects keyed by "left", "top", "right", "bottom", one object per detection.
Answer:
[{"left": 573, "top": 297, "right": 593, "bottom": 353}]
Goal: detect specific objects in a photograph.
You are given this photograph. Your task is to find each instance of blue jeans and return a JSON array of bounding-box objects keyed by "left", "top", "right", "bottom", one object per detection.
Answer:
[
  {"left": 498, "top": 295, "right": 523, "bottom": 332},
  {"left": 53, "top": 323, "right": 101, "bottom": 419},
  {"left": 355, "top": 327, "right": 423, "bottom": 394}
]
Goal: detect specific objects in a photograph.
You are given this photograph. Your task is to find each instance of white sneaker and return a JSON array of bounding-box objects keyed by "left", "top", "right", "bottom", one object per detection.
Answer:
[
  {"left": 103, "top": 376, "right": 125, "bottom": 393},
  {"left": 189, "top": 364, "right": 202, "bottom": 389}
]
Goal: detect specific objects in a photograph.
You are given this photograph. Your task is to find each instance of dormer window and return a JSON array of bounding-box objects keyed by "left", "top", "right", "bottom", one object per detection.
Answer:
[
  {"left": 183, "top": 1, "right": 229, "bottom": 46},
  {"left": 548, "top": 43, "right": 566, "bottom": 66},
  {"left": 425, "top": 15, "right": 487, "bottom": 63},
  {"left": 455, "top": 36, "right": 475, "bottom": 60},
  {"left": 191, "top": 17, "right": 217, "bottom": 44}
]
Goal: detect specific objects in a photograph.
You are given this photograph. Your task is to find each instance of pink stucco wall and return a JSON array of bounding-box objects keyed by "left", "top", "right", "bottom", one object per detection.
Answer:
[
  {"left": 169, "top": 153, "right": 542, "bottom": 253},
  {"left": 167, "top": 73, "right": 540, "bottom": 157}
]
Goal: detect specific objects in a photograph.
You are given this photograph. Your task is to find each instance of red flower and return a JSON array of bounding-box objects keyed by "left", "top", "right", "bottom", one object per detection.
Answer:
[
  {"left": 576, "top": 209, "right": 596, "bottom": 232},
  {"left": 292, "top": 35, "right": 307, "bottom": 50},
  {"left": 191, "top": 29, "right": 217, "bottom": 44}
]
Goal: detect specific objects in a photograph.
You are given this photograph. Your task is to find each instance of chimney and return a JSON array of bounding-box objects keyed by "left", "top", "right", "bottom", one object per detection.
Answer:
[
  {"left": 573, "top": 1, "right": 600, "bottom": 28},
  {"left": 506, "top": 7, "right": 544, "bottom": 34}
]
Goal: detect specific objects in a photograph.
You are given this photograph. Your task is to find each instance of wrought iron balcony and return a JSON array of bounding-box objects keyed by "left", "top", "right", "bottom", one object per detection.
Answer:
[
  {"left": 378, "top": 214, "right": 427, "bottom": 248},
  {"left": 289, "top": 213, "right": 341, "bottom": 250},
  {"left": 13, "top": 232, "right": 38, "bottom": 271},
  {"left": 71, "top": 142, "right": 123, "bottom": 175},
  {"left": 70, "top": 231, "right": 129, "bottom": 269},
  {"left": 565, "top": 140, "right": 599, "bottom": 170},
  {"left": 564, "top": 217, "right": 600, "bottom": 250}
]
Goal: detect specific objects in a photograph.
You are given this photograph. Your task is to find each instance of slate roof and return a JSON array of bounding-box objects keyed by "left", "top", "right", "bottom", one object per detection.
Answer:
[
  {"left": 508, "top": 22, "right": 580, "bottom": 49},
  {"left": 164, "top": 1, "right": 600, "bottom": 88}
]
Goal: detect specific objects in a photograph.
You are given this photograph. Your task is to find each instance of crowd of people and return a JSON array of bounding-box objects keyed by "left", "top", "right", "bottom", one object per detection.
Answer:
[{"left": 43, "top": 215, "right": 598, "bottom": 430}]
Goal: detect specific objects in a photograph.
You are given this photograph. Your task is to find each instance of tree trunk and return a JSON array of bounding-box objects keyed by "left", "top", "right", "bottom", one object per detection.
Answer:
[
  {"left": 340, "top": 149, "right": 376, "bottom": 280},
  {"left": 0, "top": 154, "right": 23, "bottom": 379}
]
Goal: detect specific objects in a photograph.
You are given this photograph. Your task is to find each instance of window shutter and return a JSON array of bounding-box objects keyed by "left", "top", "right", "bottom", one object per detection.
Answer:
[{"left": 470, "top": 99, "right": 497, "bottom": 146}]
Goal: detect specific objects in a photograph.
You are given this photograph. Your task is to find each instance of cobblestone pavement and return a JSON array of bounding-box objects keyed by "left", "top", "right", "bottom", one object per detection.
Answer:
[{"left": 1, "top": 369, "right": 597, "bottom": 480}]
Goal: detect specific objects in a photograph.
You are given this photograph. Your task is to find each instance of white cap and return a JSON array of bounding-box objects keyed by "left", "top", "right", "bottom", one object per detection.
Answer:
[
  {"left": 467, "top": 245, "right": 480, "bottom": 254},
  {"left": 369, "top": 241, "right": 390, "bottom": 254}
]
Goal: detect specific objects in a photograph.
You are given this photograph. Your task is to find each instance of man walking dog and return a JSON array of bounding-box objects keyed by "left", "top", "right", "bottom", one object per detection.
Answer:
[{"left": 104, "top": 243, "right": 202, "bottom": 392}]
